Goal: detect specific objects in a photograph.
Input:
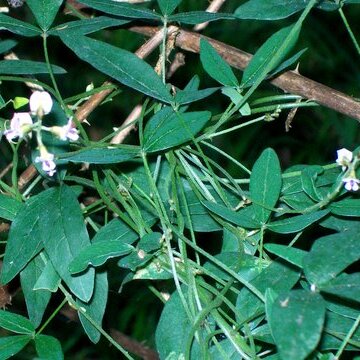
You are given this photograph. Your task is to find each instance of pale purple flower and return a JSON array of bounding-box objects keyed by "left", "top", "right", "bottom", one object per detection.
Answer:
[
  {"left": 342, "top": 177, "right": 360, "bottom": 192},
  {"left": 35, "top": 149, "right": 56, "bottom": 177},
  {"left": 336, "top": 148, "right": 353, "bottom": 171},
  {"left": 4, "top": 112, "right": 33, "bottom": 141},
  {"left": 30, "top": 91, "right": 53, "bottom": 116},
  {"left": 52, "top": 119, "right": 79, "bottom": 141}
]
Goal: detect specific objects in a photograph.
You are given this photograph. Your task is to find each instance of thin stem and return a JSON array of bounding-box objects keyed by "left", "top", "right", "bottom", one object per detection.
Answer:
[
  {"left": 334, "top": 315, "right": 360, "bottom": 359},
  {"left": 338, "top": 7, "right": 360, "bottom": 57},
  {"left": 36, "top": 298, "right": 68, "bottom": 335}
]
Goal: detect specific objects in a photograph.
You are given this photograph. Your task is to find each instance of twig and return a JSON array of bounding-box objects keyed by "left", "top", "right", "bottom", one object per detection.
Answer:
[
  {"left": 129, "top": 26, "right": 360, "bottom": 122},
  {"left": 194, "top": 0, "right": 227, "bottom": 31}
]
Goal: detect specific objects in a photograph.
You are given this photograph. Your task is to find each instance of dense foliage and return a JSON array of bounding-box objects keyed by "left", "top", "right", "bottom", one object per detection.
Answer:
[{"left": 0, "top": 0, "right": 359, "bottom": 359}]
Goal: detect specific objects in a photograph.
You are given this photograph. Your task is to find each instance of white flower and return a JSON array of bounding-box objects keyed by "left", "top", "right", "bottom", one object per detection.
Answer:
[
  {"left": 342, "top": 177, "right": 360, "bottom": 192},
  {"left": 336, "top": 148, "right": 353, "bottom": 171},
  {"left": 30, "top": 91, "right": 53, "bottom": 116},
  {"left": 51, "top": 119, "right": 79, "bottom": 141},
  {"left": 35, "top": 148, "right": 56, "bottom": 177},
  {"left": 4, "top": 112, "right": 33, "bottom": 141}
]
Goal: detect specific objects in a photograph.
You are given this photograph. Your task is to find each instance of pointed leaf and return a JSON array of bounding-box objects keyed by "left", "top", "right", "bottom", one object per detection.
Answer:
[
  {"left": 33, "top": 260, "right": 61, "bottom": 292},
  {"left": 143, "top": 107, "right": 211, "bottom": 153},
  {"left": 319, "top": 273, "right": 360, "bottom": 304},
  {"left": 0, "top": 39, "right": 17, "bottom": 54},
  {"left": 250, "top": 148, "right": 282, "bottom": 224},
  {"left": 157, "top": 0, "right": 182, "bottom": 15},
  {"left": 35, "top": 335, "right": 63, "bottom": 360},
  {"left": 169, "top": 11, "right": 235, "bottom": 24},
  {"left": 58, "top": 145, "right": 140, "bottom": 164},
  {"left": 0, "top": 14, "right": 41, "bottom": 37},
  {"left": 49, "top": 16, "right": 129, "bottom": 36},
  {"left": 78, "top": 0, "right": 162, "bottom": 20},
  {"left": 269, "top": 290, "right": 326, "bottom": 360},
  {"left": 20, "top": 254, "right": 52, "bottom": 328},
  {"left": 303, "top": 230, "right": 360, "bottom": 285},
  {"left": 241, "top": 25, "right": 300, "bottom": 88},
  {"left": 264, "top": 244, "right": 306, "bottom": 268},
  {"left": 61, "top": 34, "right": 172, "bottom": 103},
  {"left": 221, "top": 87, "right": 251, "bottom": 115},
  {"left": 1, "top": 193, "right": 48, "bottom": 284},
  {"left": 78, "top": 271, "right": 108, "bottom": 343},
  {"left": 0, "top": 310, "right": 35, "bottom": 335},
  {"left": 0, "top": 335, "right": 31, "bottom": 360},
  {"left": 202, "top": 201, "right": 260, "bottom": 228},
  {"left": 0, "top": 194, "right": 22, "bottom": 221},
  {"left": 69, "top": 241, "right": 134, "bottom": 274},
  {"left": 39, "top": 186, "right": 95, "bottom": 302},
  {"left": 267, "top": 210, "right": 329, "bottom": 234},
  {"left": 26, "top": 0, "right": 64, "bottom": 31},
  {"left": 0, "top": 60, "right": 66, "bottom": 75},
  {"left": 200, "top": 39, "right": 239, "bottom": 87},
  {"left": 174, "top": 87, "right": 218, "bottom": 105}
]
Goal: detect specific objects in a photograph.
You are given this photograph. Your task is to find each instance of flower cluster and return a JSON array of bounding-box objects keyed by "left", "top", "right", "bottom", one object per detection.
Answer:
[
  {"left": 2, "top": 91, "right": 79, "bottom": 177},
  {"left": 336, "top": 148, "right": 359, "bottom": 192}
]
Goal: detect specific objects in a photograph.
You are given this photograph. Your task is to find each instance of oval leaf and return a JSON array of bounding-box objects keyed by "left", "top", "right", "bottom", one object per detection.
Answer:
[
  {"left": 250, "top": 148, "right": 282, "bottom": 224},
  {"left": 35, "top": 335, "right": 64, "bottom": 360},
  {"left": 200, "top": 39, "right": 239, "bottom": 87},
  {"left": 60, "top": 34, "right": 172, "bottom": 103},
  {"left": 26, "top": 0, "right": 64, "bottom": 31},
  {"left": 264, "top": 244, "right": 307, "bottom": 268},
  {"left": 157, "top": 0, "right": 182, "bottom": 15},
  {"left": 143, "top": 107, "right": 211, "bottom": 153},
  {"left": 269, "top": 290, "right": 326, "bottom": 360},
  {"left": 69, "top": 240, "right": 134, "bottom": 274},
  {"left": 0, "top": 194, "right": 22, "bottom": 221},
  {"left": 0, "top": 14, "right": 41, "bottom": 37},
  {"left": 330, "top": 199, "right": 360, "bottom": 217},
  {"left": 0, "top": 335, "right": 31, "bottom": 360}
]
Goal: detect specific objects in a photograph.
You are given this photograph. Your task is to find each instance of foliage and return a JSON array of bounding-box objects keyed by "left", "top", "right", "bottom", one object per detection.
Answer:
[{"left": 0, "top": 0, "right": 359, "bottom": 359}]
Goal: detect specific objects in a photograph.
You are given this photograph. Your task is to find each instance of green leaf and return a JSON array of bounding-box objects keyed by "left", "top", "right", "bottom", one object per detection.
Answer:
[
  {"left": 26, "top": 0, "right": 64, "bottom": 31},
  {"left": 0, "top": 60, "right": 66, "bottom": 75},
  {"left": 0, "top": 193, "right": 22, "bottom": 221},
  {"left": 1, "top": 193, "right": 47, "bottom": 284},
  {"left": 200, "top": 39, "right": 239, "bottom": 87},
  {"left": 78, "top": 0, "right": 162, "bottom": 20},
  {"left": 33, "top": 259, "right": 61, "bottom": 293},
  {"left": 61, "top": 34, "right": 172, "bottom": 103},
  {"left": 143, "top": 107, "right": 211, "bottom": 153},
  {"left": 174, "top": 87, "right": 218, "bottom": 105},
  {"left": 157, "top": 0, "right": 182, "bottom": 15},
  {"left": 0, "top": 335, "right": 31, "bottom": 360},
  {"left": 202, "top": 201, "right": 260, "bottom": 229},
  {"left": 236, "top": 260, "right": 301, "bottom": 322},
  {"left": 92, "top": 218, "right": 139, "bottom": 244},
  {"left": 35, "top": 335, "right": 63, "bottom": 360},
  {"left": 330, "top": 199, "right": 360, "bottom": 217},
  {"left": 169, "top": 11, "right": 235, "bottom": 24},
  {"left": 0, "top": 14, "right": 41, "bottom": 37},
  {"left": 58, "top": 145, "right": 140, "bottom": 164},
  {"left": 49, "top": 16, "right": 129, "bottom": 36},
  {"left": 319, "top": 273, "right": 360, "bottom": 304},
  {"left": 301, "top": 166, "right": 324, "bottom": 201},
  {"left": 20, "top": 254, "right": 51, "bottom": 328},
  {"left": 78, "top": 271, "right": 108, "bottom": 343},
  {"left": 0, "top": 39, "right": 17, "bottom": 54},
  {"left": 221, "top": 87, "right": 251, "bottom": 116},
  {"left": 155, "top": 288, "right": 202, "bottom": 359},
  {"left": 267, "top": 210, "right": 329, "bottom": 234},
  {"left": 241, "top": 25, "right": 300, "bottom": 88},
  {"left": 69, "top": 240, "right": 134, "bottom": 274},
  {"left": 39, "top": 186, "right": 95, "bottom": 302},
  {"left": 234, "top": 0, "right": 339, "bottom": 20},
  {"left": 250, "top": 148, "right": 282, "bottom": 224},
  {"left": 264, "top": 244, "right": 306, "bottom": 268},
  {"left": 269, "top": 290, "right": 326, "bottom": 360},
  {"left": 303, "top": 230, "right": 360, "bottom": 285},
  {"left": 0, "top": 310, "right": 35, "bottom": 335}
]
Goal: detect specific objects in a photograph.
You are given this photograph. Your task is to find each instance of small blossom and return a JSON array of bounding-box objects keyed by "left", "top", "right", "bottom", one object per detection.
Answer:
[
  {"left": 30, "top": 91, "right": 53, "bottom": 116},
  {"left": 342, "top": 177, "right": 360, "bottom": 192},
  {"left": 4, "top": 112, "right": 33, "bottom": 141},
  {"left": 51, "top": 119, "right": 79, "bottom": 141},
  {"left": 35, "top": 147, "right": 56, "bottom": 177},
  {"left": 336, "top": 148, "right": 353, "bottom": 171}
]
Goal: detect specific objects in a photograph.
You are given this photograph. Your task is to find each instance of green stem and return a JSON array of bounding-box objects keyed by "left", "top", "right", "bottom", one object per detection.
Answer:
[
  {"left": 36, "top": 298, "right": 68, "bottom": 335},
  {"left": 338, "top": 7, "right": 360, "bottom": 57},
  {"left": 334, "top": 315, "right": 360, "bottom": 358}
]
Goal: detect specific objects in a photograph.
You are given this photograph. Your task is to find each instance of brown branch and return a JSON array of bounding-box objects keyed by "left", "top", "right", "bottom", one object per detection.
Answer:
[
  {"left": 130, "top": 26, "right": 360, "bottom": 122},
  {"left": 194, "top": 0, "right": 228, "bottom": 31}
]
